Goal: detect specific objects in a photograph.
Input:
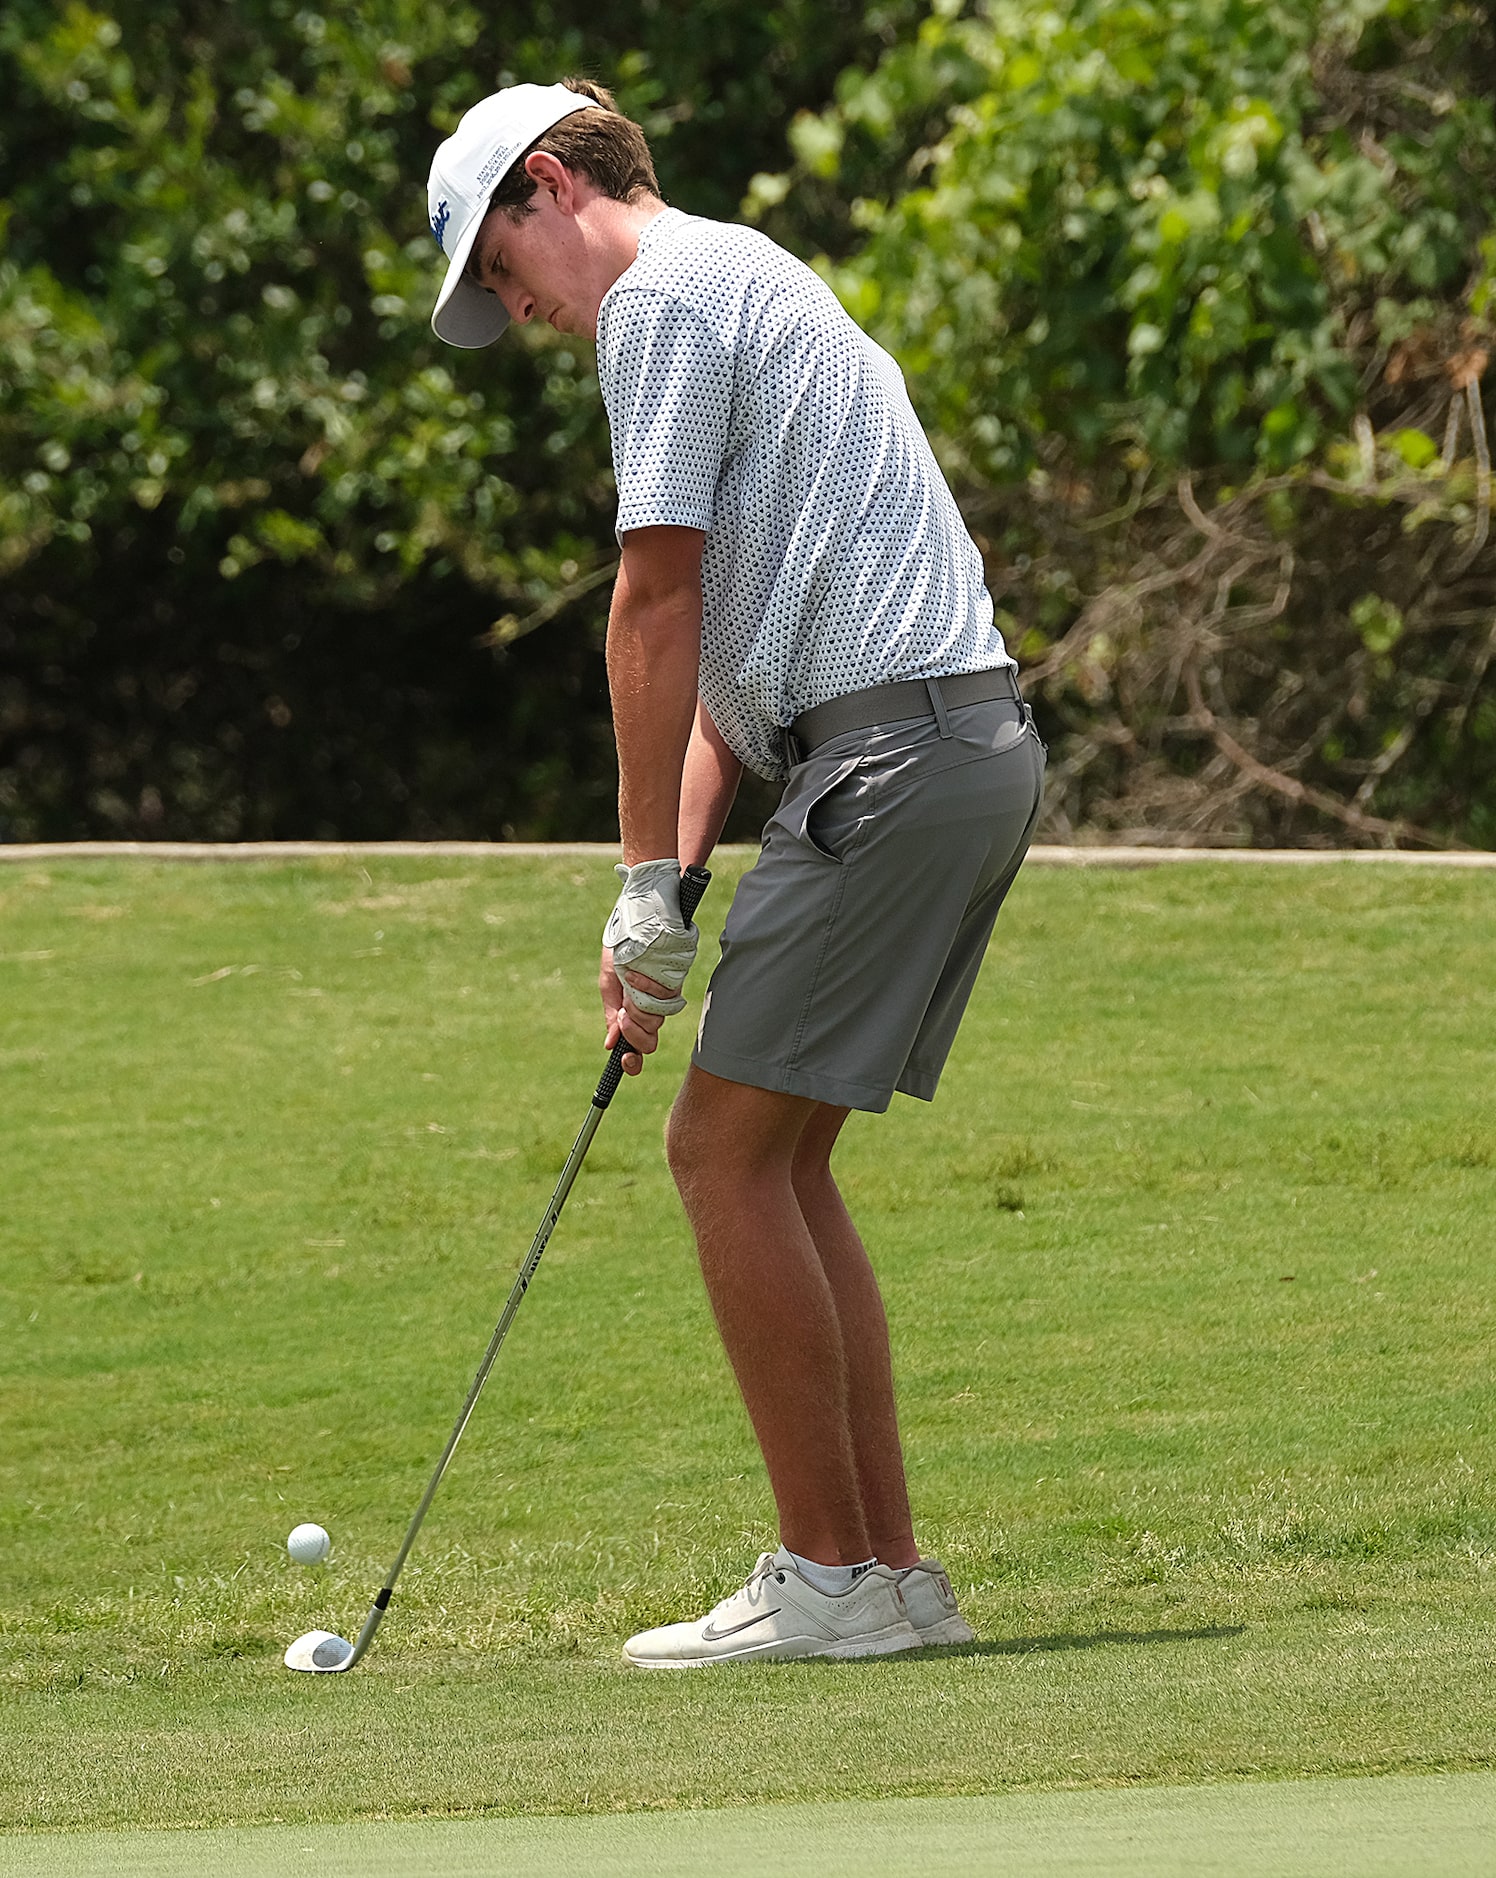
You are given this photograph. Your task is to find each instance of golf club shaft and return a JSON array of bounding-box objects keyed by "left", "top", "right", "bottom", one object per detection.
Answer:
[{"left": 343, "top": 864, "right": 712, "bottom": 1668}]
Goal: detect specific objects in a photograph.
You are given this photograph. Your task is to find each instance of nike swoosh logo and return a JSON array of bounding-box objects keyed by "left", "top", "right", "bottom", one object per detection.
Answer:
[{"left": 701, "top": 1608, "right": 781, "bottom": 1642}]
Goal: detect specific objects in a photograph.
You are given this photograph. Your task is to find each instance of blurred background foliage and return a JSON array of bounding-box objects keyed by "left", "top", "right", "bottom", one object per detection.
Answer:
[{"left": 1, "top": 0, "right": 1493, "bottom": 845}]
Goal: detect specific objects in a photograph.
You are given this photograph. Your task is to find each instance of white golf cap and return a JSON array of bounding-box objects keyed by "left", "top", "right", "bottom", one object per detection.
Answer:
[{"left": 427, "top": 83, "right": 603, "bottom": 349}]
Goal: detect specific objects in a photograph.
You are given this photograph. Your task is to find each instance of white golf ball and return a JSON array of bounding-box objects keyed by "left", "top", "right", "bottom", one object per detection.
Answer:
[{"left": 286, "top": 1522, "right": 331, "bottom": 1564}]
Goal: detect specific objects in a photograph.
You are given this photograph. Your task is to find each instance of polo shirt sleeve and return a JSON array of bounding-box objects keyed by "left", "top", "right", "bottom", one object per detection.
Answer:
[{"left": 601, "top": 290, "right": 731, "bottom": 537}]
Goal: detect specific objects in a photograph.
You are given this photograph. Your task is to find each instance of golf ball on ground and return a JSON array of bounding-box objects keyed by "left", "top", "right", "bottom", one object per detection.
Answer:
[{"left": 287, "top": 1522, "right": 331, "bottom": 1564}]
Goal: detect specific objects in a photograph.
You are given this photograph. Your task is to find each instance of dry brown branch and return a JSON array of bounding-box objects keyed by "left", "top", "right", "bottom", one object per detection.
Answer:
[
  {"left": 1351, "top": 721, "right": 1419, "bottom": 808},
  {"left": 1178, "top": 472, "right": 1230, "bottom": 540},
  {"left": 1021, "top": 525, "right": 1248, "bottom": 687},
  {"left": 1011, "top": 461, "right": 1494, "bottom": 849},
  {"left": 1180, "top": 663, "right": 1453, "bottom": 848},
  {"left": 479, "top": 560, "right": 618, "bottom": 650},
  {"left": 1441, "top": 395, "right": 1462, "bottom": 469},
  {"left": 1353, "top": 413, "right": 1376, "bottom": 483},
  {"left": 1449, "top": 376, "right": 1492, "bottom": 574},
  {"left": 1447, "top": 610, "right": 1496, "bottom": 741}
]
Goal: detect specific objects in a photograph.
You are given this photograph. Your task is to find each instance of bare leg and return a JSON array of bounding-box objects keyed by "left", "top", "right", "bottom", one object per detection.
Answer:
[
  {"left": 792, "top": 1106, "right": 919, "bottom": 1569},
  {"left": 666, "top": 1064, "right": 915, "bottom": 1567}
]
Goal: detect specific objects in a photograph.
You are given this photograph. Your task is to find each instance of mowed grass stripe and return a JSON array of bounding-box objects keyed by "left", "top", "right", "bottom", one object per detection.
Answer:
[
  {"left": 6, "top": 1774, "right": 1496, "bottom": 1877},
  {"left": 0, "top": 858, "right": 1492, "bottom": 1830}
]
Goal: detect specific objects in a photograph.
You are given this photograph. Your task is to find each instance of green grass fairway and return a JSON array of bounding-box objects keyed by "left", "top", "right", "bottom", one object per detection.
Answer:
[
  {"left": 1, "top": 855, "right": 1493, "bottom": 1834},
  {"left": 7, "top": 1773, "right": 1496, "bottom": 1877}
]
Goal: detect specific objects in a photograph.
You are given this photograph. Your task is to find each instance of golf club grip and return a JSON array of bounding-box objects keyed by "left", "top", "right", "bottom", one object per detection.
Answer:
[
  {"left": 679, "top": 862, "right": 713, "bottom": 924},
  {"left": 594, "top": 864, "right": 712, "bottom": 1110}
]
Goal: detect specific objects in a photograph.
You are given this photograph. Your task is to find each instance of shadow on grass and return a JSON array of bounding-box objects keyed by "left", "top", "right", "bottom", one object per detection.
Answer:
[{"left": 917, "top": 1624, "right": 1247, "bottom": 1661}]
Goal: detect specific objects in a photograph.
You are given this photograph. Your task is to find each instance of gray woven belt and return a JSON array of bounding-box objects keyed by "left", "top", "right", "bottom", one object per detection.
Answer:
[{"left": 788, "top": 666, "right": 1023, "bottom": 762}]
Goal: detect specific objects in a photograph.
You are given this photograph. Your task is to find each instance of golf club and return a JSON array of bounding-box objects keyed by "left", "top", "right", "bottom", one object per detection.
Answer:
[{"left": 285, "top": 863, "right": 712, "bottom": 1674}]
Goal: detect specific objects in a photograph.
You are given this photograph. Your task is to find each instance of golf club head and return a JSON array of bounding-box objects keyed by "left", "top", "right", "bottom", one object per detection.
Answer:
[{"left": 284, "top": 1628, "right": 356, "bottom": 1673}]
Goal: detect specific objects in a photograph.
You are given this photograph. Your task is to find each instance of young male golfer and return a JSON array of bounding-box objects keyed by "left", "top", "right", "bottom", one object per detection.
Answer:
[{"left": 426, "top": 79, "right": 1044, "bottom": 1666}]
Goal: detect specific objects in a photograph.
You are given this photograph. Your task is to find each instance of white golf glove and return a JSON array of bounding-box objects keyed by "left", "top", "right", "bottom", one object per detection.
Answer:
[{"left": 603, "top": 859, "right": 699, "bottom": 1017}]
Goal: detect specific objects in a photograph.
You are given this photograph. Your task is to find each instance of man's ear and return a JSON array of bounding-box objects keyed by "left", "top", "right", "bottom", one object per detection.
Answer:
[{"left": 523, "top": 150, "right": 576, "bottom": 212}]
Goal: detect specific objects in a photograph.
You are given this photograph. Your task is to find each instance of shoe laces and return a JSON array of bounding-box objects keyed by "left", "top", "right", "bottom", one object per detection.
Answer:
[{"left": 708, "top": 1552, "right": 782, "bottom": 1624}]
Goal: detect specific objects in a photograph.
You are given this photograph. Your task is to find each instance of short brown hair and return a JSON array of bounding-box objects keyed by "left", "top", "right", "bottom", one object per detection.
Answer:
[{"left": 488, "top": 77, "right": 659, "bottom": 218}]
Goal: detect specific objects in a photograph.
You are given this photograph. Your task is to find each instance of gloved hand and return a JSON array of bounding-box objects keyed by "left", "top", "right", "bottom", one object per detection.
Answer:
[{"left": 602, "top": 859, "right": 699, "bottom": 1016}]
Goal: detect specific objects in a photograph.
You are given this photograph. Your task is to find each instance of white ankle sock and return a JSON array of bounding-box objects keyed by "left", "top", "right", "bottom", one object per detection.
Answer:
[{"left": 784, "top": 1549, "right": 877, "bottom": 1595}]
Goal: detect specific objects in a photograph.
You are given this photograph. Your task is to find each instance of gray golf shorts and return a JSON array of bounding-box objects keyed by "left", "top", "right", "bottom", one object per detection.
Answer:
[{"left": 692, "top": 695, "right": 1045, "bottom": 1113}]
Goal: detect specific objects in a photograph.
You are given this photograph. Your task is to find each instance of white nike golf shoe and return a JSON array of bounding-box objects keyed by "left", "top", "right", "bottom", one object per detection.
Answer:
[
  {"left": 894, "top": 1557, "right": 976, "bottom": 1646},
  {"left": 623, "top": 1548, "right": 918, "bottom": 1669}
]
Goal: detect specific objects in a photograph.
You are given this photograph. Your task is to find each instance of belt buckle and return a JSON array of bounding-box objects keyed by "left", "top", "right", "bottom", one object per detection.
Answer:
[{"left": 783, "top": 726, "right": 806, "bottom": 768}]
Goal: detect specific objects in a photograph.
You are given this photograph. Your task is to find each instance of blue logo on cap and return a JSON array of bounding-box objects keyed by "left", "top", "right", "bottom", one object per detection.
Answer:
[{"left": 431, "top": 199, "right": 451, "bottom": 252}]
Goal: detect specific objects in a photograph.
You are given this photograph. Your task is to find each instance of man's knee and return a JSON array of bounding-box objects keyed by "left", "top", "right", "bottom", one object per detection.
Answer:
[
  {"left": 665, "top": 1076, "right": 712, "bottom": 1192},
  {"left": 666, "top": 1067, "right": 811, "bottom": 1195}
]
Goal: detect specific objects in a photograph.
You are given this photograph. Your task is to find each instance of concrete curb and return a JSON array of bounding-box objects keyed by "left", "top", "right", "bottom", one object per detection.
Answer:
[
  {"left": 1025, "top": 844, "right": 1496, "bottom": 868},
  {"left": 1, "top": 840, "right": 1493, "bottom": 868}
]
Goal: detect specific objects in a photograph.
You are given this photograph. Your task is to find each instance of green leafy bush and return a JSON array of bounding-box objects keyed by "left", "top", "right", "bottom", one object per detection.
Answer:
[
  {"left": 2, "top": 0, "right": 1491, "bottom": 845},
  {"left": 766, "top": 0, "right": 1493, "bottom": 480},
  {"left": 755, "top": 0, "right": 1496, "bottom": 846},
  {"left": 0, "top": 0, "right": 912, "bottom": 838}
]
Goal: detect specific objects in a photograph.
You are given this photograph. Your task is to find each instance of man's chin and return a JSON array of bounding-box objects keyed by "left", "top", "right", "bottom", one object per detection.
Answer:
[{"left": 548, "top": 308, "right": 599, "bottom": 341}]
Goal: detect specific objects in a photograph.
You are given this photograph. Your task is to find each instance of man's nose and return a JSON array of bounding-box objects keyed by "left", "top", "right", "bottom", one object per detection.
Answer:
[{"left": 500, "top": 283, "right": 536, "bottom": 325}]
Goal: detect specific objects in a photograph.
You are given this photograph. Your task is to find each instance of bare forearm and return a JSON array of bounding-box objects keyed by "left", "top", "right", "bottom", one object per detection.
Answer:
[
  {"left": 679, "top": 700, "right": 743, "bottom": 869},
  {"left": 606, "top": 576, "right": 701, "bottom": 865}
]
